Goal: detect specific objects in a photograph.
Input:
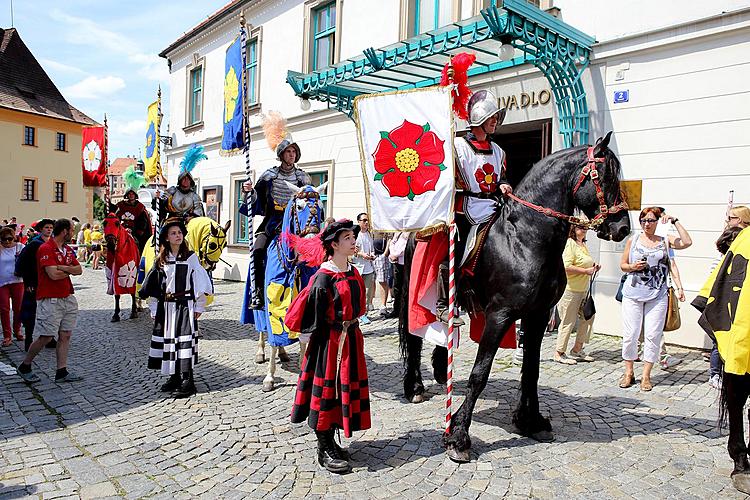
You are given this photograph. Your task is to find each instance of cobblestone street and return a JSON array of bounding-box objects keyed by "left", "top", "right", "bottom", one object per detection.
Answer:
[{"left": 0, "top": 269, "right": 742, "bottom": 499}]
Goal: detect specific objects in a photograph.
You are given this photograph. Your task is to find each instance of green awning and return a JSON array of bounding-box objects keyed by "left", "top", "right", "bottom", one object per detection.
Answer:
[{"left": 286, "top": 0, "right": 595, "bottom": 147}]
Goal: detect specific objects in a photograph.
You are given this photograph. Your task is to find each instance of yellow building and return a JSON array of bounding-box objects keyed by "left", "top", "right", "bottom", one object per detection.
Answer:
[{"left": 0, "top": 27, "right": 96, "bottom": 225}]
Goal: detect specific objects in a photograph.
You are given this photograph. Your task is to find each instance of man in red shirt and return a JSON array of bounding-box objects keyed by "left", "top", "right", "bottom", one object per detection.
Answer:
[{"left": 16, "top": 219, "right": 83, "bottom": 383}]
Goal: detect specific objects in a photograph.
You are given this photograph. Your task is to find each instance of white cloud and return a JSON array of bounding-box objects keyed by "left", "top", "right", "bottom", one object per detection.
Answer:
[
  {"left": 49, "top": 9, "right": 168, "bottom": 82},
  {"left": 39, "top": 58, "right": 87, "bottom": 76},
  {"left": 112, "top": 120, "right": 146, "bottom": 137},
  {"left": 63, "top": 76, "right": 126, "bottom": 100}
]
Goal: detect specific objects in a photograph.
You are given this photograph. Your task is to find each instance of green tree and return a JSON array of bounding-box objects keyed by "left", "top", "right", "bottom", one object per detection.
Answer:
[{"left": 93, "top": 193, "right": 107, "bottom": 222}]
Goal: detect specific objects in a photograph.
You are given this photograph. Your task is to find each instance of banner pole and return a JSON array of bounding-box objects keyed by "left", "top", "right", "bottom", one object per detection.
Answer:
[
  {"left": 240, "top": 14, "right": 256, "bottom": 297},
  {"left": 445, "top": 220, "right": 457, "bottom": 433},
  {"left": 104, "top": 114, "right": 110, "bottom": 209}
]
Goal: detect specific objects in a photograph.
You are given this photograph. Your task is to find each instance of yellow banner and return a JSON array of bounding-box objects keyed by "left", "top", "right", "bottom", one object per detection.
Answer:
[{"left": 144, "top": 100, "right": 160, "bottom": 181}]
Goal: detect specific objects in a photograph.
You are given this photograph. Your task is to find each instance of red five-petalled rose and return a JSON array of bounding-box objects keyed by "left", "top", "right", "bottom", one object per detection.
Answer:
[
  {"left": 372, "top": 120, "right": 447, "bottom": 200},
  {"left": 474, "top": 163, "right": 498, "bottom": 193}
]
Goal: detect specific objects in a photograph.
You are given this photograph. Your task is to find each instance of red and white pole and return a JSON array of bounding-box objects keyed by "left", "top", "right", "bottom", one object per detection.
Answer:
[{"left": 445, "top": 219, "right": 457, "bottom": 433}]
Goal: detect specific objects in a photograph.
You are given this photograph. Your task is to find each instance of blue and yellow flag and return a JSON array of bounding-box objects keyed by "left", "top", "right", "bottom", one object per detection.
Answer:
[
  {"left": 144, "top": 100, "right": 160, "bottom": 180},
  {"left": 220, "top": 35, "right": 245, "bottom": 155}
]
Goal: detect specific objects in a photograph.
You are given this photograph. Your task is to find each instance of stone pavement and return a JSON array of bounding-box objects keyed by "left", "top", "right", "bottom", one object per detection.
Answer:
[{"left": 0, "top": 269, "right": 743, "bottom": 499}]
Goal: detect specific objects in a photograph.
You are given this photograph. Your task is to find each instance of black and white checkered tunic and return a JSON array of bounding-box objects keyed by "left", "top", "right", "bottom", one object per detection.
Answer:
[{"left": 144, "top": 253, "right": 212, "bottom": 375}]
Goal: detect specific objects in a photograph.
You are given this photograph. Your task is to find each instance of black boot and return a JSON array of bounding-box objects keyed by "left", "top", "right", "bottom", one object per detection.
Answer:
[
  {"left": 160, "top": 373, "right": 181, "bottom": 392},
  {"left": 250, "top": 252, "right": 265, "bottom": 309},
  {"left": 316, "top": 430, "right": 349, "bottom": 473},
  {"left": 174, "top": 370, "right": 196, "bottom": 398},
  {"left": 435, "top": 263, "right": 465, "bottom": 327}
]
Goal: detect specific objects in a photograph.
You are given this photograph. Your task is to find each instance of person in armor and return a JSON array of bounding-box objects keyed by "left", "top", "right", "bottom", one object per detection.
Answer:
[
  {"left": 241, "top": 113, "right": 311, "bottom": 309},
  {"left": 434, "top": 89, "right": 512, "bottom": 325},
  {"left": 157, "top": 144, "right": 206, "bottom": 223},
  {"left": 112, "top": 166, "right": 152, "bottom": 252}
]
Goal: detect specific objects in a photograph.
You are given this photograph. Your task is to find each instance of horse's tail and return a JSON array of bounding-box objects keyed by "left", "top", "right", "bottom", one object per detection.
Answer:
[{"left": 398, "top": 233, "right": 417, "bottom": 364}]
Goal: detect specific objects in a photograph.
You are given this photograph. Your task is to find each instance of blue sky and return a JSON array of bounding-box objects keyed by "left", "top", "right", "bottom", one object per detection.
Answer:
[{"left": 2, "top": 0, "right": 226, "bottom": 159}]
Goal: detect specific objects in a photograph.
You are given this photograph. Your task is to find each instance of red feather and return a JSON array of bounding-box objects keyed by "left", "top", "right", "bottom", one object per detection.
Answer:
[
  {"left": 283, "top": 232, "right": 326, "bottom": 268},
  {"left": 440, "top": 52, "right": 476, "bottom": 120}
]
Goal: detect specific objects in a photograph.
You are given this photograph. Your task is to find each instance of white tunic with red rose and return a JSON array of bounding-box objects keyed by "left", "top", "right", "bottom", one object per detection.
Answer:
[{"left": 454, "top": 136, "right": 507, "bottom": 225}]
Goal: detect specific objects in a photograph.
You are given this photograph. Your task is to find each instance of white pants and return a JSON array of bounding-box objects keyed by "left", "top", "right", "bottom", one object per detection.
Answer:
[{"left": 621, "top": 294, "right": 668, "bottom": 364}]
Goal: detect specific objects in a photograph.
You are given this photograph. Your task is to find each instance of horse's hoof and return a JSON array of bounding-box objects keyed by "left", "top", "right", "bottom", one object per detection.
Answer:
[
  {"left": 733, "top": 472, "right": 750, "bottom": 495},
  {"left": 530, "top": 430, "right": 555, "bottom": 443},
  {"left": 255, "top": 353, "right": 266, "bottom": 364},
  {"left": 278, "top": 350, "right": 291, "bottom": 363},
  {"left": 410, "top": 394, "right": 424, "bottom": 404},
  {"left": 262, "top": 380, "right": 274, "bottom": 392},
  {"left": 446, "top": 446, "right": 471, "bottom": 463},
  {"left": 111, "top": 316, "right": 120, "bottom": 323}
]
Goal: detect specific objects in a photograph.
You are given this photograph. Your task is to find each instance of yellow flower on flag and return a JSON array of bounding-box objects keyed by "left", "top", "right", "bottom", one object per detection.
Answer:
[{"left": 224, "top": 67, "right": 239, "bottom": 124}]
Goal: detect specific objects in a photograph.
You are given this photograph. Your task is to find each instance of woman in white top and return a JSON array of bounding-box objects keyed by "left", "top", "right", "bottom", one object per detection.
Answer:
[
  {"left": 0, "top": 226, "right": 24, "bottom": 346},
  {"left": 619, "top": 207, "right": 686, "bottom": 391}
]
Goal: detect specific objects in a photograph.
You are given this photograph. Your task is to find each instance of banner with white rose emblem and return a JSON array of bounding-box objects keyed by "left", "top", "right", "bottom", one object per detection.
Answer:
[
  {"left": 353, "top": 86, "right": 455, "bottom": 232},
  {"left": 81, "top": 126, "right": 107, "bottom": 187}
]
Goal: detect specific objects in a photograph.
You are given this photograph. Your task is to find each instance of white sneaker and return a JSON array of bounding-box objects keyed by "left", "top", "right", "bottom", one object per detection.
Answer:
[
  {"left": 709, "top": 374, "right": 722, "bottom": 389},
  {"left": 660, "top": 354, "right": 682, "bottom": 369}
]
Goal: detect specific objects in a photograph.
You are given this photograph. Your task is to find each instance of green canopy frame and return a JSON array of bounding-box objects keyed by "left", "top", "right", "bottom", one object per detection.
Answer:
[{"left": 286, "top": 0, "right": 595, "bottom": 147}]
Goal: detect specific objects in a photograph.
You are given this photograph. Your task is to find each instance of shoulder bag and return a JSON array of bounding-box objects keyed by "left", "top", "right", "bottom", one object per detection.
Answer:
[
  {"left": 581, "top": 270, "right": 597, "bottom": 320},
  {"left": 663, "top": 238, "right": 681, "bottom": 332}
]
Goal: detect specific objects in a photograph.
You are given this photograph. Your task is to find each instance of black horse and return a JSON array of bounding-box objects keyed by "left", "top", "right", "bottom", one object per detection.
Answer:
[{"left": 398, "top": 133, "right": 631, "bottom": 462}]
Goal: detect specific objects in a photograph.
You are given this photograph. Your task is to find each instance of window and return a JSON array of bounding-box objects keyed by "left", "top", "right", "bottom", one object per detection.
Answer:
[
  {"left": 415, "top": 0, "right": 454, "bottom": 34},
  {"left": 312, "top": 2, "right": 336, "bottom": 70},
  {"left": 234, "top": 179, "right": 250, "bottom": 244},
  {"left": 56, "top": 132, "right": 66, "bottom": 151},
  {"left": 22, "top": 178, "right": 36, "bottom": 201},
  {"left": 246, "top": 38, "right": 259, "bottom": 105},
  {"left": 23, "top": 126, "right": 35, "bottom": 146},
  {"left": 53, "top": 181, "right": 66, "bottom": 202},
  {"left": 188, "top": 65, "right": 203, "bottom": 125}
]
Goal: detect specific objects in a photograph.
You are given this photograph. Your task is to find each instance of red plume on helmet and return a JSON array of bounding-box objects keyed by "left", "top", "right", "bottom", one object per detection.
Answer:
[{"left": 439, "top": 52, "right": 476, "bottom": 120}]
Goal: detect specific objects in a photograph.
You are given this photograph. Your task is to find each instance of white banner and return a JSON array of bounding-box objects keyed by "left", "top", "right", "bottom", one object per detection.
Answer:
[{"left": 354, "top": 87, "right": 455, "bottom": 232}]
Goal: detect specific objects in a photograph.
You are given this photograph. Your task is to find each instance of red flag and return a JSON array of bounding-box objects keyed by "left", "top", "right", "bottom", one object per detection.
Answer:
[{"left": 81, "top": 126, "right": 107, "bottom": 186}]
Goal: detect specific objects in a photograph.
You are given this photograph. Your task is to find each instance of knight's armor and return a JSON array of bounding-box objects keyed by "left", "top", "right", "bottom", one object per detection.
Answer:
[{"left": 165, "top": 186, "right": 205, "bottom": 219}]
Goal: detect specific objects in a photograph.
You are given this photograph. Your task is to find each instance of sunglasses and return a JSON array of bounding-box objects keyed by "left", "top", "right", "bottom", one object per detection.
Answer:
[
  {"left": 359, "top": 218, "right": 369, "bottom": 222},
  {"left": 1, "top": 237, "right": 14, "bottom": 242},
  {"left": 639, "top": 218, "right": 658, "bottom": 224}
]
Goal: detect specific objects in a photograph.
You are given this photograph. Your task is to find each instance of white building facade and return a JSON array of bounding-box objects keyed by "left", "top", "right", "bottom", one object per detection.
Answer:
[{"left": 160, "top": 0, "right": 750, "bottom": 348}]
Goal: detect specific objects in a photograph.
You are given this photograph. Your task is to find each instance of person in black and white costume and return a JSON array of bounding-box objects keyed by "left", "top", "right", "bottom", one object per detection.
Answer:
[{"left": 139, "top": 217, "right": 212, "bottom": 398}]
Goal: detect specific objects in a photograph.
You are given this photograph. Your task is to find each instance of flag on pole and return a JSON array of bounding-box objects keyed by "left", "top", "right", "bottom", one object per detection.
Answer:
[
  {"left": 220, "top": 35, "right": 245, "bottom": 156},
  {"left": 353, "top": 87, "right": 455, "bottom": 232},
  {"left": 144, "top": 100, "right": 160, "bottom": 180},
  {"left": 81, "top": 126, "right": 107, "bottom": 187}
]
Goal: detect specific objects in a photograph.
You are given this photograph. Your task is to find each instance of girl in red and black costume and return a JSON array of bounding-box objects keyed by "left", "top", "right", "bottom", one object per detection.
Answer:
[{"left": 285, "top": 219, "right": 371, "bottom": 474}]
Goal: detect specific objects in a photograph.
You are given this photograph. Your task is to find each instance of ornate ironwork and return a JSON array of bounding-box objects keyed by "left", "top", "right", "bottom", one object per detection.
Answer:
[{"left": 286, "top": 0, "right": 595, "bottom": 146}]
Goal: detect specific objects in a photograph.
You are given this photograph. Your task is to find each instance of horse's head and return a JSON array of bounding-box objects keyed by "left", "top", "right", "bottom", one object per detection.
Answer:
[
  {"left": 285, "top": 182, "right": 327, "bottom": 238},
  {"left": 571, "top": 132, "right": 631, "bottom": 242},
  {"left": 103, "top": 213, "right": 121, "bottom": 252},
  {"left": 200, "top": 219, "right": 230, "bottom": 271}
]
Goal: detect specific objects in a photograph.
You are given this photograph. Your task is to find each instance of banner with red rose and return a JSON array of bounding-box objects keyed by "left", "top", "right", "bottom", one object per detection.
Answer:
[
  {"left": 81, "top": 126, "right": 107, "bottom": 187},
  {"left": 353, "top": 87, "right": 455, "bottom": 232}
]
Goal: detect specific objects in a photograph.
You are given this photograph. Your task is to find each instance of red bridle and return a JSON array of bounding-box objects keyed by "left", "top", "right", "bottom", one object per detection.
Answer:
[{"left": 506, "top": 146, "right": 628, "bottom": 229}]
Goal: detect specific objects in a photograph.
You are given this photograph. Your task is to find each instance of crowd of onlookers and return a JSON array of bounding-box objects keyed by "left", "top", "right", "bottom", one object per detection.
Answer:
[
  {"left": 551, "top": 205, "right": 750, "bottom": 391},
  {"left": 0, "top": 216, "right": 83, "bottom": 382}
]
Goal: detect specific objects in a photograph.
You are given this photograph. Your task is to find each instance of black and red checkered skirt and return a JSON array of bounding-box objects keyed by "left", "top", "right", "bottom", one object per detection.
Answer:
[{"left": 291, "top": 322, "right": 370, "bottom": 437}]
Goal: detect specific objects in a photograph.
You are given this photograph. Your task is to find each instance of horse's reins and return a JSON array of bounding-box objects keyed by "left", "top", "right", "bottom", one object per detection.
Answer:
[
  {"left": 505, "top": 146, "right": 628, "bottom": 230},
  {"left": 276, "top": 190, "right": 323, "bottom": 274}
]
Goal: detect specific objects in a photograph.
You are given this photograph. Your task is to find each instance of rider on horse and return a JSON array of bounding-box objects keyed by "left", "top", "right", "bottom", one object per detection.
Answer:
[
  {"left": 241, "top": 112, "right": 312, "bottom": 309},
  {"left": 431, "top": 89, "right": 513, "bottom": 325},
  {"left": 112, "top": 165, "right": 152, "bottom": 252},
  {"left": 157, "top": 145, "right": 206, "bottom": 223}
]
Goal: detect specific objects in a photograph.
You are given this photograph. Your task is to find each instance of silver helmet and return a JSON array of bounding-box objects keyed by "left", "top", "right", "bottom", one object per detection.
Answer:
[
  {"left": 467, "top": 89, "right": 506, "bottom": 128},
  {"left": 275, "top": 138, "right": 301, "bottom": 163}
]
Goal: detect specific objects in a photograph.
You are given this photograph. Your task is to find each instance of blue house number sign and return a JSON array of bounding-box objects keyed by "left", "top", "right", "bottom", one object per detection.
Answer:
[{"left": 614, "top": 90, "right": 629, "bottom": 103}]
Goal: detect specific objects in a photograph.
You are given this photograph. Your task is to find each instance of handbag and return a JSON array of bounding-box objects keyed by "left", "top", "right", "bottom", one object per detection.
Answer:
[
  {"left": 582, "top": 270, "right": 597, "bottom": 320},
  {"left": 615, "top": 274, "right": 626, "bottom": 302},
  {"left": 663, "top": 238, "right": 681, "bottom": 332},
  {"left": 664, "top": 286, "right": 681, "bottom": 331}
]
